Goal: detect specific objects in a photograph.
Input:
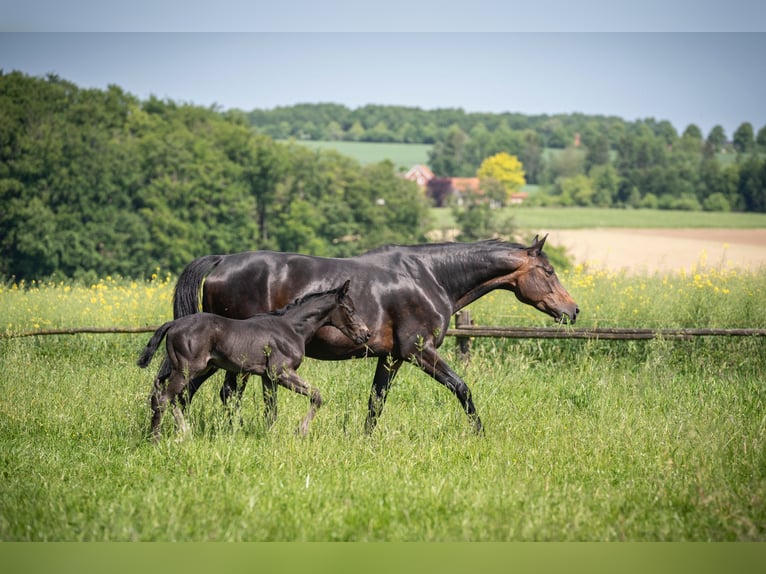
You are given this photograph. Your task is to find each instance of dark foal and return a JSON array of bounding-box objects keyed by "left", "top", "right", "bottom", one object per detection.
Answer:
[{"left": 137, "top": 280, "right": 370, "bottom": 441}]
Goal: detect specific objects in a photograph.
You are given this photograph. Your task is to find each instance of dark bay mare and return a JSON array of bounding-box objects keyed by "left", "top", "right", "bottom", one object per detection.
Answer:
[
  {"left": 168, "top": 236, "right": 579, "bottom": 434},
  {"left": 138, "top": 280, "right": 370, "bottom": 440}
]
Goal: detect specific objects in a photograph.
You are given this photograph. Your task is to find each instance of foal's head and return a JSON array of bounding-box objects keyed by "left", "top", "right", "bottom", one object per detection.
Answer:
[{"left": 328, "top": 280, "right": 371, "bottom": 345}]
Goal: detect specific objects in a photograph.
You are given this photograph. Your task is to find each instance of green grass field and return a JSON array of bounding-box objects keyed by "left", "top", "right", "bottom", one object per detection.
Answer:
[
  {"left": 2, "top": 264, "right": 765, "bottom": 541},
  {"left": 284, "top": 140, "right": 432, "bottom": 170},
  {"left": 430, "top": 206, "right": 766, "bottom": 232}
]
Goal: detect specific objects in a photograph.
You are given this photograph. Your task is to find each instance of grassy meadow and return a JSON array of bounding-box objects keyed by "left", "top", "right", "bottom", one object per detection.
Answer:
[
  {"left": 430, "top": 206, "right": 766, "bottom": 232},
  {"left": 284, "top": 140, "right": 432, "bottom": 170},
  {"left": 1, "top": 256, "right": 765, "bottom": 541}
]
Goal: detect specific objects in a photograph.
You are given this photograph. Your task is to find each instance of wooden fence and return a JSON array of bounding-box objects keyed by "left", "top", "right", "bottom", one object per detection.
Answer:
[
  {"left": 4, "top": 309, "right": 765, "bottom": 349},
  {"left": 448, "top": 310, "right": 766, "bottom": 359}
]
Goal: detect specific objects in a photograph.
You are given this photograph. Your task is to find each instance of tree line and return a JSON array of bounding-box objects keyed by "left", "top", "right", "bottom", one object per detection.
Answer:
[
  {"left": 250, "top": 103, "right": 766, "bottom": 212},
  {"left": 0, "top": 72, "right": 429, "bottom": 281},
  {"left": 3, "top": 72, "right": 765, "bottom": 281}
]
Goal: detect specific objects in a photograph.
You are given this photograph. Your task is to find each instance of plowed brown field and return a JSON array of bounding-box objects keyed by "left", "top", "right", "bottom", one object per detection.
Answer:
[{"left": 548, "top": 228, "right": 766, "bottom": 274}]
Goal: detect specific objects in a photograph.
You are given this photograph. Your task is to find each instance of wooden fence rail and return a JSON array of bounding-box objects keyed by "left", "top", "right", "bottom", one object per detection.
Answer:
[
  {"left": 447, "top": 310, "right": 766, "bottom": 359},
  {"left": 2, "top": 326, "right": 159, "bottom": 338},
  {"left": 446, "top": 325, "right": 766, "bottom": 340},
  {"left": 4, "top": 319, "right": 766, "bottom": 342}
]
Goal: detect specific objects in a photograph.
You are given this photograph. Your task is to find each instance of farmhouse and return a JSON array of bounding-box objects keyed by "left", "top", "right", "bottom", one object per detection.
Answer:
[
  {"left": 404, "top": 164, "right": 528, "bottom": 207},
  {"left": 403, "top": 164, "right": 434, "bottom": 187}
]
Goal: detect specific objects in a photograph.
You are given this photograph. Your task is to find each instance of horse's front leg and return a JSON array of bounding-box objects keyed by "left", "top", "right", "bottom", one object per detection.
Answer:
[
  {"left": 276, "top": 368, "right": 322, "bottom": 436},
  {"left": 364, "top": 355, "right": 403, "bottom": 434},
  {"left": 410, "top": 345, "right": 483, "bottom": 434}
]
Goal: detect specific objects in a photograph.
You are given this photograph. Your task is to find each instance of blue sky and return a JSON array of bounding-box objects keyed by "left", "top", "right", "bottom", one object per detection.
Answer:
[{"left": 1, "top": 3, "right": 765, "bottom": 137}]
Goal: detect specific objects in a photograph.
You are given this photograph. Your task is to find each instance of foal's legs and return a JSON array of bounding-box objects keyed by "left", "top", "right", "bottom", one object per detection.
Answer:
[
  {"left": 220, "top": 371, "right": 249, "bottom": 427},
  {"left": 150, "top": 369, "right": 189, "bottom": 441},
  {"left": 178, "top": 367, "right": 219, "bottom": 410},
  {"left": 261, "top": 375, "right": 278, "bottom": 429},
  {"left": 275, "top": 368, "right": 322, "bottom": 436},
  {"left": 364, "top": 355, "right": 403, "bottom": 434}
]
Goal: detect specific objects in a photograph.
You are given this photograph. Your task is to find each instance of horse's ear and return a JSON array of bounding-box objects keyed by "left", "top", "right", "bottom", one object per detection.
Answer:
[
  {"left": 339, "top": 279, "right": 351, "bottom": 297},
  {"left": 529, "top": 234, "right": 548, "bottom": 257}
]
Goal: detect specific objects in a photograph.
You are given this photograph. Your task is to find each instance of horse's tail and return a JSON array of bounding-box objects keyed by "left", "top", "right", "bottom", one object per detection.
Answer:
[
  {"left": 137, "top": 321, "right": 174, "bottom": 368},
  {"left": 173, "top": 254, "right": 224, "bottom": 318}
]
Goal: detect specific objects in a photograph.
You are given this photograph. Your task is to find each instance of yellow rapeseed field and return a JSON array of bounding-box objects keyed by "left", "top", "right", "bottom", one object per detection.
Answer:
[
  {"left": 1, "top": 272, "right": 174, "bottom": 335},
  {"left": 1, "top": 259, "right": 764, "bottom": 336}
]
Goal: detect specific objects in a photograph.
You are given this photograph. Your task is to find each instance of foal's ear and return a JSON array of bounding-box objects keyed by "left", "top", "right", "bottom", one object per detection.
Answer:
[
  {"left": 339, "top": 279, "right": 351, "bottom": 297},
  {"left": 528, "top": 233, "right": 548, "bottom": 257}
]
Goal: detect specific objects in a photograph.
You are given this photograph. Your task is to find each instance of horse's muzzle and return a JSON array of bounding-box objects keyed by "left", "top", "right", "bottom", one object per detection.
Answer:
[{"left": 559, "top": 305, "right": 580, "bottom": 324}]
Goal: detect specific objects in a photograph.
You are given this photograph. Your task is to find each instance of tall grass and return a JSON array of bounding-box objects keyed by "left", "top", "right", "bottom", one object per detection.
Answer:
[{"left": 1, "top": 264, "right": 765, "bottom": 540}]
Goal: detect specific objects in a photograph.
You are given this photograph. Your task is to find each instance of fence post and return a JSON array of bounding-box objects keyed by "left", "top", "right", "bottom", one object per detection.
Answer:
[{"left": 455, "top": 310, "right": 473, "bottom": 361}]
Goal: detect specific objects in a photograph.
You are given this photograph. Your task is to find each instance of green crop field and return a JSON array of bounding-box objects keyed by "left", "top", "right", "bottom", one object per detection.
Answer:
[
  {"left": 283, "top": 140, "right": 432, "bottom": 169},
  {"left": 2, "top": 262, "right": 765, "bottom": 541},
  {"left": 429, "top": 206, "right": 766, "bottom": 232}
]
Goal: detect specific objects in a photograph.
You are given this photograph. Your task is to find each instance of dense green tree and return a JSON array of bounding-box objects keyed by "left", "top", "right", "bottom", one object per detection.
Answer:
[
  {"left": 428, "top": 125, "right": 471, "bottom": 177},
  {"left": 584, "top": 134, "right": 611, "bottom": 172},
  {"left": 707, "top": 125, "right": 727, "bottom": 151},
  {"left": 545, "top": 146, "right": 585, "bottom": 184},
  {"left": 733, "top": 122, "right": 755, "bottom": 153},
  {"left": 519, "top": 130, "right": 544, "bottom": 185},
  {"left": 615, "top": 126, "right": 668, "bottom": 205},
  {"left": 557, "top": 174, "right": 595, "bottom": 206},
  {"left": 452, "top": 191, "right": 514, "bottom": 241},
  {"left": 0, "top": 72, "right": 432, "bottom": 280},
  {"left": 738, "top": 155, "right": 766, "bottom": 212},
  {"left": 755, "top": 124, "right": 766, "bottom": 152},
  {"left": 589, "top": 164, "right": 620, "bottom": 207},
  {"left": 682, "top": 124, "right": 703, "bottom": 140}
]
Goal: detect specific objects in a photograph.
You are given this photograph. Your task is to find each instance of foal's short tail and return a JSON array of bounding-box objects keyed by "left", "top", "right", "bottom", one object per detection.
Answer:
[
  {"left": 137, "top": 321, "right": 174, "bottom": 368},
  {"left": 173, "top": 254, "right": 224, "bottom": 319}
]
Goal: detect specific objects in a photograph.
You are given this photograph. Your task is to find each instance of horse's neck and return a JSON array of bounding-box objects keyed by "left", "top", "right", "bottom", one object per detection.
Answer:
[{"left": 423, "top": 243, "right": 525, "bottom": 312}]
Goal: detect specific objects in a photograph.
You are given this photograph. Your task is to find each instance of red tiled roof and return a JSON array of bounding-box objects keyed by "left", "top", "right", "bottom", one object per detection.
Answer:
[
  {"left": 404, "top": 164, "right": 434, "bottom": 186},
  {"left": 449, "top": 177, "right": 480, "bottom": 192}
]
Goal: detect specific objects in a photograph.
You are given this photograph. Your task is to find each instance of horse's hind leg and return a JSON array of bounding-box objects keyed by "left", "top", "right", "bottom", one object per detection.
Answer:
[
  {"left": 277, "top": 368, "right": 322, "bottom": 436},
  {"left": 364, "top": 355, "right": 403, "bottom": 434}
]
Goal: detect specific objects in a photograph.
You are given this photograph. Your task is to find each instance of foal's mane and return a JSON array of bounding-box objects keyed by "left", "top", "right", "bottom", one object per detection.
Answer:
[{"left": 269, "top": 286, "right": 340, "bottom": 316}]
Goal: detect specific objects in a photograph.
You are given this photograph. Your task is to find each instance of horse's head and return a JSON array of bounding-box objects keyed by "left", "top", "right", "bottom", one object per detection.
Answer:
[
  {"left": 511, "top": 235, "right": 579, "bottom": 324},
  {"left": 330, "top": 280, "right": 372, "bottom": 345}
]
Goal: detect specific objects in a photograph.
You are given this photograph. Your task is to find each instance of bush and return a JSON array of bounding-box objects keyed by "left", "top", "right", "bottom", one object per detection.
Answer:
[{"left": 703, "top": 192, "right": 732, "bottom": 212}]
